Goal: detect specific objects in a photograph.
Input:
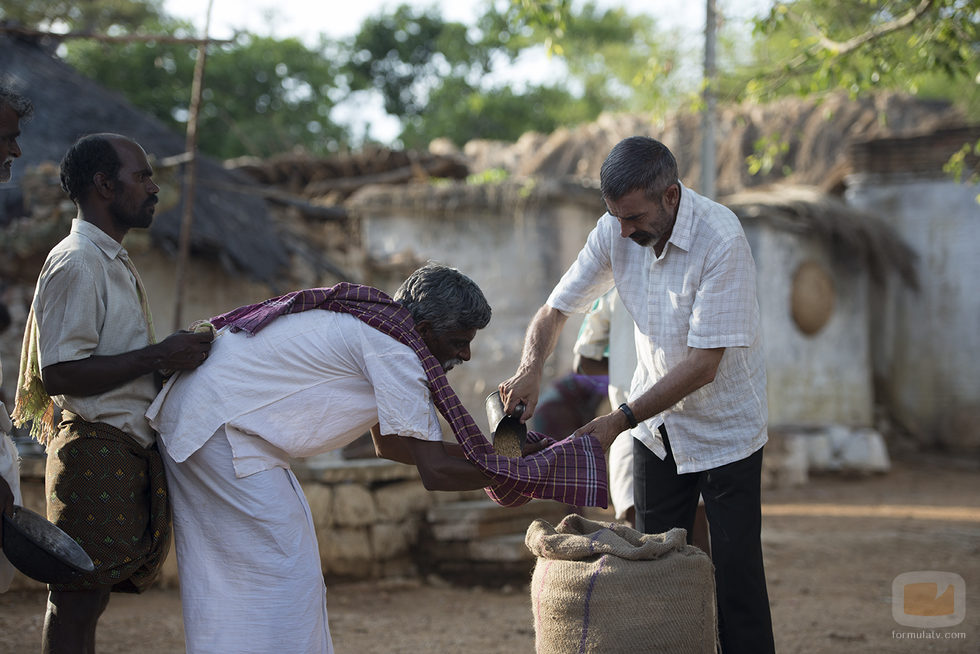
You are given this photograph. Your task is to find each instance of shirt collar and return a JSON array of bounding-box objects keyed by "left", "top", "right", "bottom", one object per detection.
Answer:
[
  {"left": 71, "top": 218, "right": 126, "bottom": 261},
  {"left": 664, "top": 181, "right": 695, "bottom": 254}
]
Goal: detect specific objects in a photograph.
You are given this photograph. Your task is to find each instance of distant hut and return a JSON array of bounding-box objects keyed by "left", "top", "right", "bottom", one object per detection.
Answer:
[
  {"left": 0, "top": 33, "right": 340, "bottom": 410},
  {"left": 348, "top": 176, "right": 917, "bottom": 460},
  {"left": 846, "top": 126, "right": 980, "bottom": 455},
  {"left": 723, "top": 186, "right": 916, "bottom": 451}
]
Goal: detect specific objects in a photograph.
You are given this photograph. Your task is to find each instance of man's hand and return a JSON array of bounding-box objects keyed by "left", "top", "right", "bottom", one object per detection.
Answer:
[
  {"left": 520, "top": 438, "right": 549, "bottom": 457},
  {"left": 572, "top": 409, "right": 631, "bottom": 450},
  {"left": 499, "top": 304, "right": 569, "bottom": 422},
  {"left": 154, "top": 330, "right": 213, "bottom": 371},
  {"left": 498, "top": 369, "right": 542, "bottom": 423}
]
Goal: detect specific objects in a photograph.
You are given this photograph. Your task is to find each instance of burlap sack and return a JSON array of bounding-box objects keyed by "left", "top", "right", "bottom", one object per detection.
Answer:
[{"left": 526, "top": 514, "right": 717, "bottom": 653}]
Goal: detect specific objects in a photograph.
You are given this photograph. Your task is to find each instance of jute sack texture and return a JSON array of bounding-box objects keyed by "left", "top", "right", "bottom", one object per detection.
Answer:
[{"left": 526, "top": 514, "right": 717, "bottom": 653}]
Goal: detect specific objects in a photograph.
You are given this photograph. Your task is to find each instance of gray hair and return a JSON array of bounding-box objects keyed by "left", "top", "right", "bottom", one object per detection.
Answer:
[
  {"left": 599, "top": 136, "right": 679, "bottom": 201},
  {"left": 0, "top": 85, "right": 34, "bottom": 121},
  {"left": 394, "top": 263, "right": 491, "bottom": 333}
]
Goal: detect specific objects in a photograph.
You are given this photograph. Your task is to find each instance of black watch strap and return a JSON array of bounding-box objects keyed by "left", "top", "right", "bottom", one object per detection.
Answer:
[{"left": 618, "top": 403, "right": 638, "bottom": 428}]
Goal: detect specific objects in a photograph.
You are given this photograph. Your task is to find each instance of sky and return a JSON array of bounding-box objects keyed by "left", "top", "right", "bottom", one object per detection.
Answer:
[
  {"left": 160, "top": 0, "right": 773, "bottom": 142},
  {"left": 160, "top": 0, "right": 740, "bottom": 43}
]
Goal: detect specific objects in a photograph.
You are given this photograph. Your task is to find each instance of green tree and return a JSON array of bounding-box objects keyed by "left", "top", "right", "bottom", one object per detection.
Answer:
[
  {"left": 496, "top": 1, "right": 686, "bottom": 115},
  {"left": 345, "top": 1, "right": 684, "bottom": 147},
  {"left": 736, "top": 0, "right": 980, "bottom": 115},
  {"left": 64, "top": 33, "right": 348, "bottom": 159},
  {"left": 0, "top": 0, "right": 163, "bottom": 33}
]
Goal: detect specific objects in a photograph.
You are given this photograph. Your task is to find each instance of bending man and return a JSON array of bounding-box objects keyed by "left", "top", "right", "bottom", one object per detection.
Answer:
[{"left": 146, "top": 264, "right": 505, "bottom": 654}]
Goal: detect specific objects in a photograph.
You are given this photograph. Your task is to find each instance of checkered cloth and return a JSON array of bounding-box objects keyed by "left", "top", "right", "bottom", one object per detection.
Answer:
[{"left": 211, "top": 283, "right": 608, "bottom": 508}]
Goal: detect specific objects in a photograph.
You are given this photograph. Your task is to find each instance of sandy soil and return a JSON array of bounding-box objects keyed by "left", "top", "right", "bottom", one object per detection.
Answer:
[{"left": 1, "top": 456, "right": 977, "bottom": 654}]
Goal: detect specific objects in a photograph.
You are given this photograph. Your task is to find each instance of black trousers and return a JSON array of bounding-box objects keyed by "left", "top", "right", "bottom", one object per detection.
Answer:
[{"left": 634, "top": 427, "right": 775, "bottom": 654}]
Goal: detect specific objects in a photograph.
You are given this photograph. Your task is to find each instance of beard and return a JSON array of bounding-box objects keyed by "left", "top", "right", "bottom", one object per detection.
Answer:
[
  {"left": 630, "top": 230, "right": 656, "bottom": 246},
  {"left": 441, "top": 358, "right": 463, "bottom": 373},
  {"left": 110, "top": 194, "right": 157, "bottom": 229},
  {"left": 0, "top": 160, "right": 11, "bottom": 183}
]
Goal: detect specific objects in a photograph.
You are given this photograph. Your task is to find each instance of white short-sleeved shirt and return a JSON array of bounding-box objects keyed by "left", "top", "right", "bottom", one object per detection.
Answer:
[
  {"left": 146, "top": 310, "right": 444, "bottom": 478},
  {"left": 548, "top": 183, "right": 768, "bottom": 473},
  {"left": 33, "top": 219, "right": 158, "bottom": 446}
]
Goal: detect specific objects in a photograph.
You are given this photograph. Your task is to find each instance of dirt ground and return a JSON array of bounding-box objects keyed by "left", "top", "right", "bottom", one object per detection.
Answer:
[{"left": 1, "top": 455, "right": 977, "bottom": 654}]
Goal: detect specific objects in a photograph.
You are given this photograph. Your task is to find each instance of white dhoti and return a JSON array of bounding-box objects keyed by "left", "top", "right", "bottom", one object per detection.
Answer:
[
  {"left": 0, "top": 431, "right": 23, "bottom": 592},
  {"left": 161, "top": 427, "right": 333, "bottom": 654}
]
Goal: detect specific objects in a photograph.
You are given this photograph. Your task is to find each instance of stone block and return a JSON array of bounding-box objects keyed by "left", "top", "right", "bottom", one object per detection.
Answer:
[
  {"left": 303, "top": 483, "right": 334, "bottom": 528},
  {"left": 469, "top": 534, "right": 534, "bottom": 562},
  {"left": 371, "top": 520, "right": 420, "bottom": 560},
  {"left": 379, "top": 556, "right": 418, "bottom": 579},
  {"left": 373, "top": 481, "right": 431, "bottom": 521},
  {"left": 332, "top": 483, "right": 377, "bottom": 527},
  {"left": 427, "top": 499, "right": 571, "bottom": 540},
  {"left": 317, "top": 525, "right": 371, "bottom": 574}
]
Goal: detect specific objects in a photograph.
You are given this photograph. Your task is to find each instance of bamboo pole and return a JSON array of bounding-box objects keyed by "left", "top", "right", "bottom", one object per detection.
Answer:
[
  {"left": 700, "top": 0, "right": 717, "bottom": 200},
  {"left": 172, "top": 0, "right": 214, "bottom": 330}
]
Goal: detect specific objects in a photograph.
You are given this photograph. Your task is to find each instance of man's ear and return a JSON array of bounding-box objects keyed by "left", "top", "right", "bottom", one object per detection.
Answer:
[
  {"left": 663, "top": 182, "right": 680, "bottom": 210},
  {"left": 93, "top": 172, "right": 115, "bottom": 199},
  {"left": 415, "top": 319, "right": 434, "bottom": 339}
]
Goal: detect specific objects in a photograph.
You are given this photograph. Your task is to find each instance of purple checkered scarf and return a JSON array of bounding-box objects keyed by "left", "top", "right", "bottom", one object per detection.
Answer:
[{"left": 211, "top": 283, "right": 608, "bottom": 508}]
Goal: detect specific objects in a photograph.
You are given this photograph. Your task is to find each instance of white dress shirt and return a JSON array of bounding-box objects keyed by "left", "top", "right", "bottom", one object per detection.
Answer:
[
  {"left": 548, "top": 183, "right": 768, "bottom": 473},
  {"left": 147, "top": 310, "right": 444, "bottom": 478}
]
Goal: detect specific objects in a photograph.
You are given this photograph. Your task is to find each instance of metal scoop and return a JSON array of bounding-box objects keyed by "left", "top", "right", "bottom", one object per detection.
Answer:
[{"left": 485, "top": 391, "right": 527, "bottom": 458}]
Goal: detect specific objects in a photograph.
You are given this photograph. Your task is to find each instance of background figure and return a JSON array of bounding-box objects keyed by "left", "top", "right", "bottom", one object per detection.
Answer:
[
  {"left": 572, "top": 290, "right": 636, "bottom": 524},
  {"left": 0, "top": 84, "right": 32, "bottom": 593},
  {"left": 573, "top": 290, "right": 710, "bottom": 554},
  {"left": 529, "top": 372, "right": 608, "bottom": 440}
]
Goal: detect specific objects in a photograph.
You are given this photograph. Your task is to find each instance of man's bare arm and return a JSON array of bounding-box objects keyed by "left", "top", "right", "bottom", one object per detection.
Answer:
[
  {"left": 371, "top": 425, "right": 491, "bottom": 491},
  {"left": 41, "top": 331, "right": 212, "bottom": 397},
  {"left": 498, "top": 304, "right": 569, "bottom": 421}
]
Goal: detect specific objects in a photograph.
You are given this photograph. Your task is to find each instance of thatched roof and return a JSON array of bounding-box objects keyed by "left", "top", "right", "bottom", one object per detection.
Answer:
[
  {"left": 462, "top": 93, "right": 966, "bottom": 196},
  {"left": 0, "top": 33, "right": 287, "bottom": 282},
  {"left": 722, "top": 185, "right": 918, "bottom": 288},
  {"left": 849, "top": 125, "right": 980, "bottom": 178}
]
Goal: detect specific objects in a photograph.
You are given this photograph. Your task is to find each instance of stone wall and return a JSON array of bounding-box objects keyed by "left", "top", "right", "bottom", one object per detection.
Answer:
[{"left": 6, "top": 455, "right": 489, "bottom": 591}]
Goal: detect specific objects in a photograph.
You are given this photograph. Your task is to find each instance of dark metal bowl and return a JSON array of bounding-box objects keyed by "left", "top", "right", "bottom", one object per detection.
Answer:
[
  {"left": 2, "top": 505, "right": 94, "bottom": 584},
  {"left": 485, "top": 391, "right": 527, "bottom": 457}
]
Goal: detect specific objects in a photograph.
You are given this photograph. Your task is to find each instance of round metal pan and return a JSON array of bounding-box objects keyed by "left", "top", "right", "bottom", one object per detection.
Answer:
[{"left": 2, "top": 505, "right": 95, "bottom": 584}]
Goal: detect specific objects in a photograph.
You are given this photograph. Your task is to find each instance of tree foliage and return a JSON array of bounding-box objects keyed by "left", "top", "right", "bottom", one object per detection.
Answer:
[
  {"left": 733, "top": 0, "right": 979, "bottom": 115},
  {"left": 5, "top": 0, "right": 976, "bottom": 161},
  {"left": 0, "top": 0, "right": 164, "bottom": 33},
  {"left": 345, "top": 1, "right": 683, "bottom": 147}
]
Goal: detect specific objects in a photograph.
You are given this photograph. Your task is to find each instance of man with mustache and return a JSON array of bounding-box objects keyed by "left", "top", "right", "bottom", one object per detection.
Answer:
[
  {"left": 0, "top": 84, "right": 33, "bottom": 594},
  {"left": 500, "top": 136, "right": 774, "bottom": 653},
  {"left": 145, "top": 263, "right": 512, "bottom": 654},
  {"left": 13, "top": 133, "right": 212, "bottom": 653}
]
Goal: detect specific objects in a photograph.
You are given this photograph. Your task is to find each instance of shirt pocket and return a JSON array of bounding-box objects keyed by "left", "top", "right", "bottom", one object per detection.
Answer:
[{"left": 664, "top": 289, "right": 694, "bottom": 341}]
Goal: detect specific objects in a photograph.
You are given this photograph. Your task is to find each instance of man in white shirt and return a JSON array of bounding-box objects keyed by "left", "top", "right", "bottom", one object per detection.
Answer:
[
  {"left": 500, "top": 136, "right": 774, "bottom": 653},
  {"left": 14, "top": 133, "right": 213, "bottom": 653},
  {"left": 146, "top": 264, "right": 499, "bottom": 654},
  {"left": 0, "top": 84, "right": 32, "bottom": 593}
]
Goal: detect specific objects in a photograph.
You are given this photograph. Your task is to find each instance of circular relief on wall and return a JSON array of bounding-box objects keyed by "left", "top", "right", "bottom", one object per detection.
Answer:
[{"left": 790, "top": 260, "right": 835, "bottom": 335}]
